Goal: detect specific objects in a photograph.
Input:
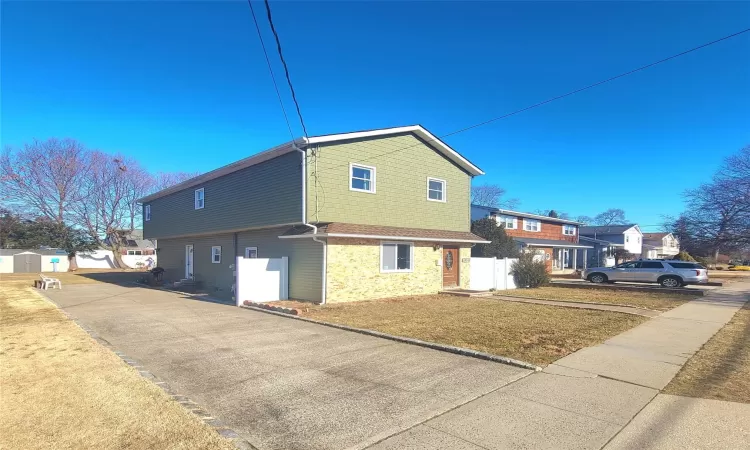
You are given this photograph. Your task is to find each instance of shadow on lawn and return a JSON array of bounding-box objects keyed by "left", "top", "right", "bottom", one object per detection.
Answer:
[{"left": 76, "top": 271, "right": 146, "bottom": 287}]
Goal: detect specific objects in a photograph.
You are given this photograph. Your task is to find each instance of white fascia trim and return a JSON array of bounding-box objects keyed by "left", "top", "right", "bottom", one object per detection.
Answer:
[
  {"left": 279, "top": 233, "right": 490, "bottom": 244},
  {"left": 304, "top": 125, "right": 484, "bottom": 176},
  {"left": 138, "top": 141, "right": 298, "bottom": 203},
  {"left": 523, "top": 243, "right": 595, "bottom": 249}
]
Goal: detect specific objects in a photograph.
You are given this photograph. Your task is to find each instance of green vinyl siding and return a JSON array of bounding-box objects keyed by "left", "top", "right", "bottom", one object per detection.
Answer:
[
  {"left": 157, "top": 227, "right": 322, "bottom": 301},
  {"left": 307, "top": 133, "right": 472, "bottom": 232},
  {"left": 144, "top": 151, "right": 302, "bottom": 239}
]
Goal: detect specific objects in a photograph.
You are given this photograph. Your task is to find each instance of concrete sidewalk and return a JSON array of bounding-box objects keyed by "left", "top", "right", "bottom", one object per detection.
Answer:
[{"left": 372, "top": 281, "right": 750, "bottom": 449}]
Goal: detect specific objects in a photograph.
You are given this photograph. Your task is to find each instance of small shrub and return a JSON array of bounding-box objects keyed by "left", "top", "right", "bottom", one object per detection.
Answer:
[
  {"left": 510, "top": 252, "right": 550, "bottom": 288},
  {"left": 673, "top": 251, "right": 696, "bottom": 262}
]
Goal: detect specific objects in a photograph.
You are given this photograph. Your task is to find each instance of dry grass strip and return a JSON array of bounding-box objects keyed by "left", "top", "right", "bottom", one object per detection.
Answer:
[
  {"left": 664, "top": 304, "right": 750, "bottom": 403},
  {"left": 0, "top": 283, "right": 235, "bottom": 450}
]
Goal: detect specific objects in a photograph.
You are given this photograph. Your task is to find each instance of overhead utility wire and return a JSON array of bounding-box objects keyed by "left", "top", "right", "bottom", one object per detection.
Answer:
[
  {"left": 247, "top": 0, "right": 295, "bottom": 140},
  {"left": 318, "top": 27, "right": 750, "bottom": 173},
  {"left": 263, "top": 0, "right": 310, "bottom": 139}
]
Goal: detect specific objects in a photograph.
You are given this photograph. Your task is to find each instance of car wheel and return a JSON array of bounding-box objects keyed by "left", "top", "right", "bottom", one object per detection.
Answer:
[
  {"left": 588, "top": 273, "right": 607, "bottom": 283},
  {"left": 660, "top": 276, "right": 681, "bottom": 288}
]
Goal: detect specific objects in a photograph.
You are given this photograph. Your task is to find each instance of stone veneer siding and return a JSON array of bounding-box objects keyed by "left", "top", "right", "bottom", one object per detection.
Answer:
[{"left": 325, "top": 238, "right": 471, "bottom": 303}]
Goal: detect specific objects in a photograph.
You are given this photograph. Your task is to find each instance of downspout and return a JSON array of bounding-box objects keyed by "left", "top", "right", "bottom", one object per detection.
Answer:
[{"left": 293, "top": 142, "right": 327, "bottom": 304}]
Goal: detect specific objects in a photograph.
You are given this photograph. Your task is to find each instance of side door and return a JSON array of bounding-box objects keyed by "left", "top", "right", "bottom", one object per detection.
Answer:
[
  {"left": 638, "top": 261, "right": 666, "bottom": 283},
  {"left": 610, "top": 261, "right": 640, "bottom": 281}
]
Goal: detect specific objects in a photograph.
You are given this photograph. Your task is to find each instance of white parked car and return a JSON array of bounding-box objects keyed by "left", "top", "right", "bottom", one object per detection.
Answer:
[{"left": 582, "top": 260, "right": 708, "bottom": 288}]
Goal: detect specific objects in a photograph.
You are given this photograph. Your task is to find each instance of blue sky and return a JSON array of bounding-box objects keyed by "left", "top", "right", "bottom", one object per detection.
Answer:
[{"left": 2, "top": 1, "right": 749, "bottom": 230}]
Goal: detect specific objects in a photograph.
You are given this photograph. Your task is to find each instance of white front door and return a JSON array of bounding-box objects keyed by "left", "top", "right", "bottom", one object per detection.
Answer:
[{"left": 185, "top": 245, "right": 194, "bottom": 279}]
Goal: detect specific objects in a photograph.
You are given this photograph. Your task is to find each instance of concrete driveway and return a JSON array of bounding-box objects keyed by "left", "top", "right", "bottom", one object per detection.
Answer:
[{"left": 44, "top": 283, "right": 530, "bottom": 450}]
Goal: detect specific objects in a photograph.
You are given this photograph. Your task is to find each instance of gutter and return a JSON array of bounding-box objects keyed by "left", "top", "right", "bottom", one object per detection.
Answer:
[{"left": 293, "top": 142, "right": 327, "bottom": 305}]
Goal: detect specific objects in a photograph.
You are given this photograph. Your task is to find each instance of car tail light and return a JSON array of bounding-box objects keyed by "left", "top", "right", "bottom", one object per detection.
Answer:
[{"left": 695, "top": 270, "right": 701, "bottom": 276}]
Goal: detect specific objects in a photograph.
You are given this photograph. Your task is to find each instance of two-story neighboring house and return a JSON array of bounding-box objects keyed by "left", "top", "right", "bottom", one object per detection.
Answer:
[
  {"left": 579, "top": 225, "right": 643, "bottom": 258},
  {"left": 470, "top": 206, "right": 592, "bottom": 273},
  {"left": 139, "top": 125, "right": 488, "bottom": 303},
  {"left": 642, "top": 232, "right": 680, "bottom": 258}
]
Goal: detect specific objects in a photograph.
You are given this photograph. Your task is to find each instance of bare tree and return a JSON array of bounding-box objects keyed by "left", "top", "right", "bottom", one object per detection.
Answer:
[
  {"left": 1, "top": 139, "right": 89, "bottom": 223},
  {"left": 74, "top": 153, "right": 146, "bottom": 268},
  {"left": 471, "top": 184, "right": 519, "bottom": 210},
  {"left": 670, "top": 145, "right": 750, "bottom": 258},
  {"left": 594, "top": 208, "right": 628, "bottom": 225},
  {"left": 575, "top": 215, "right": 594, "bottom": 225}
]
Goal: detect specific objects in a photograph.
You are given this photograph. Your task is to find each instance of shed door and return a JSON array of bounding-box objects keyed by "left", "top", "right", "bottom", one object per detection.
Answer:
[
  {"left": 14, "top": 254, "right": 42, "bottom": 273},
  {"left": 442, "top": 247, "right": 459, "bottom": 288}
]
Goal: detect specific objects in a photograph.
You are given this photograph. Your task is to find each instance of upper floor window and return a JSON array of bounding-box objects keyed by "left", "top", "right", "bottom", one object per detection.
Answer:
[
  {"left": 194, "top": 188, "right": 205, "bottom": 209},
  {"left": 427, "top": 177, "right": 446, "bottom": 202},
  {"left": 523, "top": 218, "right": 541, "bottom": 232},
  {"left": 245, "top": 247, "right": 258, "bottom": 258},
  {"left": 211, "top": 246, "right": 221, "bottom": 264},
  {"left": 144, "top": 205, "right": 151, "bottom": 221},
  {"left": 626, "top": 235, "right": 630, "bottom": 243},
  {"left": 638, "top": 237, "right": 641, "bottom": 244},
  {"left": 350, "top": 163, "right": 375, "bottom": 193},
  {"left": 496, "top": 215, "right": 517, "bottom": 229},
  {"left": 563, "top": 224, "right": 576, "bottom": 236},
  {"left": 127, "top": 250, "right": 143, "bottom": 256}
]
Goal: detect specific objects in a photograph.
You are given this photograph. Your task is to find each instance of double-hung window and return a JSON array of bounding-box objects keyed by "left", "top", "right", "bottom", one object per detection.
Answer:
[
  {"left": 427, "top": 177, "right": 446, "bottom": 202},
  {"left": 194, "top": 188, "right": 205, "bottom": 209},
  {"left": 381, "top": 242, "right": 413, "bottom": 272},
  {"left": 523, "top": 218, "right": 541, "bottom": 232},
  {"left": 211, "top": 246, "right": 221, "bottom": 264},
  {"left": 144, "top": 205, "right": 151, "bottom": 221},
  {"left": 127, "top": 250, "right": 143, "bottom": 256},
  {"left": 496, "top": 215, "right": 517, "bottom": 229},
  {"left": 562, "top": 224, "right": 576, "bottom": 236},
  {"left": 350, "top": 164, "right": 375, "bottom": 193},
  {"left": 244, "top": 247, "right": 258, "bottom": 258}
]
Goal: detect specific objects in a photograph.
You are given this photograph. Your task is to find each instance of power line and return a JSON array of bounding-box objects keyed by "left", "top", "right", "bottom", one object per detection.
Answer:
[
  {"left": 246, "top": 0, "right": 295, "bottom": 140},
  {"left": 315, "top": 27, "right": 750, "bottom": 174},
  {"left": 263, "top": 0, "right": 309, "bottom": 139}
]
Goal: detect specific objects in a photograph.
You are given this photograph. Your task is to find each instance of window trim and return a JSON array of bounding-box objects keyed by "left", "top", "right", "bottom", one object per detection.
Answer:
[
  {"left": 144, "top": 204, "right": 151, "bottom": 221},
  {"left": 426, "top": 177, "right": 446, "bottom": 203},
  {"left": 194, "top": 188, "right": 205, "bottom": 210},
  {"left": 380, "top": 241, "right": 414, "bottom": 273},
  {"left": 349, "top": 163, "right": 376, "bottom": 194},
  {"left": 495, "top": 214, "right": 517, "bottom": 230},
  {"left": 211, "top": 245, "right": 221, "bottom": 264},
  {"left": 523, "top": 218, "right": 541, "bottom": 232},
  {"left": 244, "top": 247, "right": 258, "bottom": 258},
  {"left": 562, "top": 224, "right": 576, "bottom": 236}
]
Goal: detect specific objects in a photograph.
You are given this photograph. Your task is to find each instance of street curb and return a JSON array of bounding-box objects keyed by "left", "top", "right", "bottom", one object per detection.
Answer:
[
  {"left": 36, "top": 289, "right": 257, "bottom": 450},
  {"left": 240, "top": 304, "right": 542, "bottom": 371}
]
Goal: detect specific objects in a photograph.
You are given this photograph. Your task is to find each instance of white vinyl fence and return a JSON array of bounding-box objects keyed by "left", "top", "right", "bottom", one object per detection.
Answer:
[
  {"left": 469, "top": 257, "right": 518, "bottom": 291},
  {"left": 235, "top": 256, "right": 289, "bottom": 305}
]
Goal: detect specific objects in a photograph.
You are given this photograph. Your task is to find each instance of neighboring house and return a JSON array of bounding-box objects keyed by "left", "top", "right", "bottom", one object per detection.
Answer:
[
  {"left": 470, "top": 206, "right": 593, "bottom": 273},
  {"left": 106, "top": 229, "right": 156, "bottom": 256},
  {"left": 642, "top": 232, "right": 679, "bottom": 258},
  {"left": 579, "top": 224, "right": 643, "bottom": 257},
  {"left": 641, "top": 243, "right": 659, "bottom": 260},
  {"left": 577, "top": 236, "right": 624, "bottom": 268},
  {"left": 139, "top": 125, "right": 488, "bottom": 303}
]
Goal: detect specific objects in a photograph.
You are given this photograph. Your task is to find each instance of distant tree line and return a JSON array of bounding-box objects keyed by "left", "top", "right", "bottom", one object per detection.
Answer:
[
  {"left": 668, "top": 145, "right": 750, "bottom": 261},
  {"left": 1, "top": 138, "right": 198, "bottom": 268}
]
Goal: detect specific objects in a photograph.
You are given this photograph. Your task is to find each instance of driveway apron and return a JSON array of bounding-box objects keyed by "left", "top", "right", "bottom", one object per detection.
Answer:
[{"left": 44, "top": 284, "right": 530, "bottom": 450}]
